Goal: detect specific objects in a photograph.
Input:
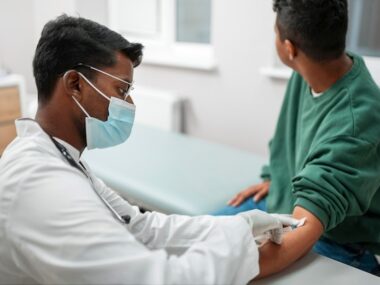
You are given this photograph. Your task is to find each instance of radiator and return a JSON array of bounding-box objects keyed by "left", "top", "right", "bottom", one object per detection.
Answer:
[{"left": 132, "top": 86, "right": 183, "bottom": 132}]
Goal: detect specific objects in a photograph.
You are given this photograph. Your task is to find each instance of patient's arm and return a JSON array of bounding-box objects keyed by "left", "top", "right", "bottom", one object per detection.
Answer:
[{"left": 256, "top": 206, "right": 324, "bottom": 279}]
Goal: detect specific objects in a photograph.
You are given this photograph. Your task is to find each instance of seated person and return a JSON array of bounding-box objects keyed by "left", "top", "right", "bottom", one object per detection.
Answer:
[{"left": 216, "top": 0, "right": 380, "bottom": 277}]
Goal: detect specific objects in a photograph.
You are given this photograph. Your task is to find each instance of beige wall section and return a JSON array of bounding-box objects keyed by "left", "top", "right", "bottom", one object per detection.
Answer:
[{"left": 0, "top": 0, "right": 288, "bottom": 156}]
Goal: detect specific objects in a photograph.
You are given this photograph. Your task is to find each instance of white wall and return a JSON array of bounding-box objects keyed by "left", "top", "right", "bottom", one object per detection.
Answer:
[
  {"left": 0, "top": 0, "right": 35, "bottom": 93},
  {"left": 134, "top": 0, "right": 287, "bottom": 155},
  {"left": 0, "top": 0, "right": 288, "bottom": 156}
]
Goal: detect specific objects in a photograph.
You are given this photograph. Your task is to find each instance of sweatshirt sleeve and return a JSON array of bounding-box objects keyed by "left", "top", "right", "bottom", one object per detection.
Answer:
[
  {"left": 292, "top": 136, "right": 380, "bottom": 231},
  {"left": 260, "top": 165, "right": 271, "bottom": 181},
  {"left": 260, "top": 139, "right": 272, "bottom": 181}
]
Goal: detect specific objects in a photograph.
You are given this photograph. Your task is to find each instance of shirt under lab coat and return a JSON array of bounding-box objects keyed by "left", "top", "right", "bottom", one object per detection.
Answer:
[{"left": 0, "top": 119, "right": 259, "bottom": 285}]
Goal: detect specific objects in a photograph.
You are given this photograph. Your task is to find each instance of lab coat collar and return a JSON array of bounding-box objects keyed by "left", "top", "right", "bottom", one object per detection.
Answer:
[
  {"left": 15, "top": 118, "right": 45, "bottom": 138},
  {"left": 15, "top": 118, "right": 81, "bottom": 163},
  {"left": 54, "top": 137, "right": 81, "bottom": 163}
]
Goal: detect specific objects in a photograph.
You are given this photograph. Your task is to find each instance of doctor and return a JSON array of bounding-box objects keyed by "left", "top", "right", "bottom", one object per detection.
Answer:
[{"left": 0, "top": 15, "right": 295, "bottom": 285}]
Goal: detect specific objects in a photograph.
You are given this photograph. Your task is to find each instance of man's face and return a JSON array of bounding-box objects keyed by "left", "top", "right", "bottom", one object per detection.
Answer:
[{"left": 79, "top": 52, "right": 134, "bottom": 122}]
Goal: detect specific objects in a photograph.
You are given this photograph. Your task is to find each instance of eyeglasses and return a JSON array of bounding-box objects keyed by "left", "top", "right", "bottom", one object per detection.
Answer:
[{"left": 76, "top": 63, "right": 134, "bottom": 100}]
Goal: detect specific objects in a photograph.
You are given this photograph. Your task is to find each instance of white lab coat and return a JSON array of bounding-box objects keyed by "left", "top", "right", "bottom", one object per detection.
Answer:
[{"left": 0, "top": 119, "right": 259, "bottom": 285}]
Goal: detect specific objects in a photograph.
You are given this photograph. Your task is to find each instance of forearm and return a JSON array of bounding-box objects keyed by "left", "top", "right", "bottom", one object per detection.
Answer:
[{"left": 256, "top": 206, "right": 324, "bottom": 278}]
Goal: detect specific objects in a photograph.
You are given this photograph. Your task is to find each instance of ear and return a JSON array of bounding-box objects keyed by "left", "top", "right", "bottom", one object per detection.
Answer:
[
  {"left": 284, "top": 40, "right": 297, "bottom": 61},
  {"left": 62, "top": 70, "right": 82, "bottom": 101}
]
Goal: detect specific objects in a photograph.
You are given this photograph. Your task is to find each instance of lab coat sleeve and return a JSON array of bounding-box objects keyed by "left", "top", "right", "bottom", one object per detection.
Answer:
[
  {"left": 7, "top": 165, "right": 259, "bottom": 285},
  {"left": 93, "top": 175, "right": 255, "bottom": 250}
]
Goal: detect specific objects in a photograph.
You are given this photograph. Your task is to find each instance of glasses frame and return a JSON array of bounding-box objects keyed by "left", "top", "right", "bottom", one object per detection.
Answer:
[{"left": 76, "top": 63, "right": 134, "bottom": 100}]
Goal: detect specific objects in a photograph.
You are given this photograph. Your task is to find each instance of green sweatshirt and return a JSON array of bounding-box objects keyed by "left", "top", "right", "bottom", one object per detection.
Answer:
[{"left": 264, "top": 53, "right": 380, "bottom": 254}]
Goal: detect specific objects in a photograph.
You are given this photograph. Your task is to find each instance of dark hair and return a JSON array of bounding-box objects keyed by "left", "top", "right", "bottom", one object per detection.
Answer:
[
  {"left": 273, "top": 0, "right": 348, "bottom": 61},
  {"left": 33, "top": 15, "right": 144, "bottom": 103}
]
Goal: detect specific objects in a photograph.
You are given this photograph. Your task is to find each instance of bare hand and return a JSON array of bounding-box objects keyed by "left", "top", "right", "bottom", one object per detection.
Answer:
[{"left": 227, "top": 181, "right": 270, "bottom": 207}]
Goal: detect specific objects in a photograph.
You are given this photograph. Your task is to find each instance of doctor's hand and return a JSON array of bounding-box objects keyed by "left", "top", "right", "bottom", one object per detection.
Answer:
[
  {"left": 227, "top": 181, "right": 270, "bottom": 207},
  {"left": 238, "top": 209, "right": 300, "bottom": 245}
]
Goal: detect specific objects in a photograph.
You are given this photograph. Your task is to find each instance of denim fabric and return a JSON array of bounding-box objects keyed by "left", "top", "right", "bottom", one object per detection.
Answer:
[
  {"left": 313, "top": 237, "right": 380, "bottom": 276},
  {"left": 212, "top": 197, "right": 266, "bottom": 216}
]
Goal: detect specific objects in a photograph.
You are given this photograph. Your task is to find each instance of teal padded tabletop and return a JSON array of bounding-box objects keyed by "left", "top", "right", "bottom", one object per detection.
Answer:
[{"left": 82, "top": 125, "right": 267, "bottom": 216}]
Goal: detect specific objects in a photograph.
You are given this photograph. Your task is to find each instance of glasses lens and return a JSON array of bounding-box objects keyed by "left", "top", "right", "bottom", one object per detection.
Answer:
[{"left": 124, "top": 86, "right": 135, "bottom": 100}]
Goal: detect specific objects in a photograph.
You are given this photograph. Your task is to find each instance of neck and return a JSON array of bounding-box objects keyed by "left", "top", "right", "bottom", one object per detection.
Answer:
[
  {"left": 35, "top": 102, "right": 86, "bottom": 154},
  {"left": 298, "top": 53, "right": 353, "bottom": 93}
]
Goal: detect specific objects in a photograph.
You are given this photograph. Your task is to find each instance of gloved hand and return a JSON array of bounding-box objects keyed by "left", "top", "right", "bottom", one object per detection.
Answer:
[{"left": 237, "top": 209, "right": 303, "bottom": 245}]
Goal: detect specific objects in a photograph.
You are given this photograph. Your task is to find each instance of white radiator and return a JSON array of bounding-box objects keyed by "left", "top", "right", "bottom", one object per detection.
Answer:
[{"left": 133, "top": 86, "right": 183, "bottom": 132}]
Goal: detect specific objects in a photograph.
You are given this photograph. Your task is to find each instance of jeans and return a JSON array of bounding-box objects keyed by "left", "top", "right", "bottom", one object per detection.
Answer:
[
  {"left": 212, "top": 198, "right": 380, "bottom": 276},
  {"left": 313, "top": 237, "right": 380, "bottom": 276},
  {"left": 212, "top": 196, "right": 266, "bottom": 215}
]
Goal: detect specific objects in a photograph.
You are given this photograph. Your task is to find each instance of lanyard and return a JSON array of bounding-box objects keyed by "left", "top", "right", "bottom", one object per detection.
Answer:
[{"left": 50, "top": 137, "right": 131, "bottom": 224}]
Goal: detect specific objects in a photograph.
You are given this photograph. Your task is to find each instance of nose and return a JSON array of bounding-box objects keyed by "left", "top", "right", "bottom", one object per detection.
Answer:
[{"left": 126, "top": 95, "right": 134, "bottom": 105}]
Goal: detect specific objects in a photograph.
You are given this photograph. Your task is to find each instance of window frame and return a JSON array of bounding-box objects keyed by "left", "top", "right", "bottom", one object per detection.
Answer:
[{"left": 108, "top": 0, "right": 216, "bottom": 71}]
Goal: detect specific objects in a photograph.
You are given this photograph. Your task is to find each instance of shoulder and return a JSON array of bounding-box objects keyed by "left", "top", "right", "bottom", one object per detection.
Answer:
[
  {"left": 0, "top": 135, "right": 98, "bottom": 226},
  {"left": 280, "top": 71, "right": 307, "bottom": 108},
  {"left": 287, "top": 71, "right": 306, "bottom": 90},
  {"left": 1, "top": 134, "right": 88, "bottom": 190},
  {"left": 345, "top": 56, "right": 380, "bottom": 142}
]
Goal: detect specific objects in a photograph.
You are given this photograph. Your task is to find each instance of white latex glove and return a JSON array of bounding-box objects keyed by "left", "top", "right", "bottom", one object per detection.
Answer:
[
  {"left": 238, "top": 210, "right": 303, "bottom": 245},
  {"left": 270, "top": 214, "right": 306, "bottom": 229}
]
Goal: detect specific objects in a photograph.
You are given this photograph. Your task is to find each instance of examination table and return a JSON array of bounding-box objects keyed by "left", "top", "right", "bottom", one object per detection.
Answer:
[{"left": 83, "top": 124, "right": 266, "bottom": 215}]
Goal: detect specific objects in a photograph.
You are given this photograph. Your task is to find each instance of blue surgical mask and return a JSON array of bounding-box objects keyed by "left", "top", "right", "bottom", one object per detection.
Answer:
[{"left": 72, "top": 72, "right": 136, "bottom": 150}]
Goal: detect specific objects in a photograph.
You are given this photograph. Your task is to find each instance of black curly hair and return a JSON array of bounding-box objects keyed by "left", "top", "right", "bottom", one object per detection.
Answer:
[{"left": 273, "top": 0, "right": 348, "bottom": 61}]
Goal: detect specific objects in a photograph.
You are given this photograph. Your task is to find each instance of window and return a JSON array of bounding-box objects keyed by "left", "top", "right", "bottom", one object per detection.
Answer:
[
  {"left": 347, "top": 0, "right": 380, "bottom": 57},
  {"left": 176, "top": 0, "right": 211, "bottom": 44},
  {"left": 347, "top": 0, "right": 380, "bottom": 84},
  {"left": 108, "top": 0, "right": 215, "bottom": 70}
]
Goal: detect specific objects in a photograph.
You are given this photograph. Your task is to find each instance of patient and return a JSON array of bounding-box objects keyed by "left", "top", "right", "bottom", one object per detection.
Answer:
[{"left": 216, "top": 0, "right": 380, "bottom": 277}]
